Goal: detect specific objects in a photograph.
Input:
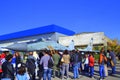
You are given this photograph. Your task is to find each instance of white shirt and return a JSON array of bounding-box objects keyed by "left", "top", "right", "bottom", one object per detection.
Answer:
[{"left": 84, "top": 57, "right": 89, "bottom": 64}]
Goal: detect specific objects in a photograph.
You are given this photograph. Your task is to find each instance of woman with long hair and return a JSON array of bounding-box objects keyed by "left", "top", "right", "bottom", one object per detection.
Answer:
[{"left": 61, "top": 50, "right": 70, "bottom": 80}]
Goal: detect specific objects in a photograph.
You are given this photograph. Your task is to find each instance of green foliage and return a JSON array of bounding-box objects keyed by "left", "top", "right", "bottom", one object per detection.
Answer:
[
  {"left": 93, "top": 46, "right": 102, "bottom": 51},
  {"left": 94, "top": 53, "right": 99, "bottom": 60},
  {"left": 107, "top": 39, "right": 120, "bottom": 54}
]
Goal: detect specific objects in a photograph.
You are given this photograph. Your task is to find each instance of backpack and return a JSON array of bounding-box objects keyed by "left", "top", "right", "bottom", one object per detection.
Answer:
[
  {"left": 26, "top": 59, "right": 36, "bottom": 69},
  {"left": 48, "top": 57, "right": 54, "bottom": 68}
]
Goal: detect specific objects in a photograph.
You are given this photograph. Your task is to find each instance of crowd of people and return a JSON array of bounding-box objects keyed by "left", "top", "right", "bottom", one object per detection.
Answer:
[{"left": 0, "top": 48, "right": 117, "bottom": 80}]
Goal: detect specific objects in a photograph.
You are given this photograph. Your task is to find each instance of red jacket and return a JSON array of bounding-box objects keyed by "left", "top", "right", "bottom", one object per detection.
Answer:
[
  {"left": 0, "top": 54, "right": 2, "bottom": 73},
  {"left": 0, "top": 53, "right": 6, "bottom": 73},
  {"left": 1, "top": 53, "right": 6, "bottom": 58},
  {"left": 89, "top": 55, "right": 94, "bottom": 67}
]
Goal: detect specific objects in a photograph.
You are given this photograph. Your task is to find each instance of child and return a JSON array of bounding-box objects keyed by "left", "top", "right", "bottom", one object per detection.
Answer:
[{"left": 15, "top": 63, "right": 30, "bottom": 80}]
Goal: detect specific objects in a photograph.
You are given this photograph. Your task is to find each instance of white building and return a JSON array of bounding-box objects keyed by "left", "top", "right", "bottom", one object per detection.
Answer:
[{"left": 59, "top": 32, "right": 111, "bottom": 47}]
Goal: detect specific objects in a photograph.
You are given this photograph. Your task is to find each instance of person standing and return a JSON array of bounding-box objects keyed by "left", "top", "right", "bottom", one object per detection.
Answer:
[
  {"left": 2, "top": 54, "right": 14, "bottom": 80},
  {"left": 89, "top": 53, "right": 94, "bottom": 78},
  {"left": 106, "top": 50, "right": 110, "bottom": 67},
  {"left": 0, "top": 51, "right": 9, "bottom": 79},
  {"left": 83, "top": 54, "right": 89, "bottom": 75},
  {"left": 37, "top": 51, "right": 44, "bottom": 80},
  {"left": 40, "top": 50, "right": 54, "bottom": 80},
  {"left": 108, "top": 49, "right": 117, "bottom": 74},
  {"left": 0, "top": 55, "right": 2, "bottom": 79},
  {"left": 98, "top": 48, "right": 107, "bottom": 80},
  {"left": 26, "top": 52, "right": 36, "bottom": 80},
  {"left": 78, "top": 51, "right": 83, "bottom": 74},
  {"left": 15, "top": 52, "right": 21, "bottom": 74},
  {"left": 61, "top": 50, "right": 70, "bottom": 80},
  {"left": 11, "top": 53, "right": 16, "bottom": 70},
  {"left": 71, "top": 50, "right": 80, "bottom": 79},
  {"left": 52, "top": 50, "right": 60, "bottom": 78}
]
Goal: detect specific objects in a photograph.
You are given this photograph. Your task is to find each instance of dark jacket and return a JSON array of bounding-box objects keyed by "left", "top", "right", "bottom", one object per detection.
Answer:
[
  {"left": 71, "top": 53, "right": 79, "bottom": 64},
  {"left": 26, "top": 56, "right": 36, "bottom": 75},
  {"left": 2, "top": 61, "right": 14, "bottom": 80},
  {"left": 109, "top": 51, "right": 117, "bottom": 65},
  {"left": 16, "top": 56, "right": 21, "bottom": 65}
]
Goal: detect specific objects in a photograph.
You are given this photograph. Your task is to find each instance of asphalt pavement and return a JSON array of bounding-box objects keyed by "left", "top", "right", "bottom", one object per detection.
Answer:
[{"left": 37, "top": 61, "right": 120, "bottom": 80}]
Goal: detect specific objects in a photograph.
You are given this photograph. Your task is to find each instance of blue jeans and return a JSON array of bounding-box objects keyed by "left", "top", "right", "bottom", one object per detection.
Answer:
[
  {"left": 73, "top": 63, "right": 79, "bottom": 79},
  {"left": 43, "top": 68, "right": 52, "bottom": 80},
  {"left": 84, "top": 64, "right": 89, "bottom": 73},
  {"left": 89, "top": 66, "right": 94, "bottom": 77},
  {"left": 78, "top": 62, "right": 82, "bottom": 71},
  {"left": 107, "top": 61, "right": 110, "bottom": 67},
  {"left": 99, "top": 65, "right": 105, "bottom": 78},
  {"left": 112, "top": 66, "right": 116, "bottom": 74}
]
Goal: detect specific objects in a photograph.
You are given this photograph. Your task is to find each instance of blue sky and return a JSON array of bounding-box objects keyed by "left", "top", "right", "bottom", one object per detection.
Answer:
[{"left": 0, "top": 0, "right": 120, "bottom": 39}]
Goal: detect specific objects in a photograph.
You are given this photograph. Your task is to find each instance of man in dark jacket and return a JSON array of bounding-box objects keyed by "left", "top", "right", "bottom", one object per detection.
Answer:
[
  {"left": 26, "top": 52, "right": 36, "bottom": 80},
  {"left": 2, "top": 54, "right": 14, "bottom": 80},
  {"left": 108, "top": 50, "right": 117, "bottom": 74},
  {"left": 71, "top": 50, "right": 80, "bottom": 79}
]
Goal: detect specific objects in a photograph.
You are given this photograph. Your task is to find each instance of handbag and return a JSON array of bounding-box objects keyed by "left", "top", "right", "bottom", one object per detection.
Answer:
[
  {"left": 61, "top": 57, "right": 64, "bottom": 63},
  {"left": 110, "top": 60, "right": 114, "bottom": 67}
]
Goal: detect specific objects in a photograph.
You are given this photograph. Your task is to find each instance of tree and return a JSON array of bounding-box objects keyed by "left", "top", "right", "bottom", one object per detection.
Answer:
[{"left": 107, "top": 39, "right": 120, "bottom": 54}]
